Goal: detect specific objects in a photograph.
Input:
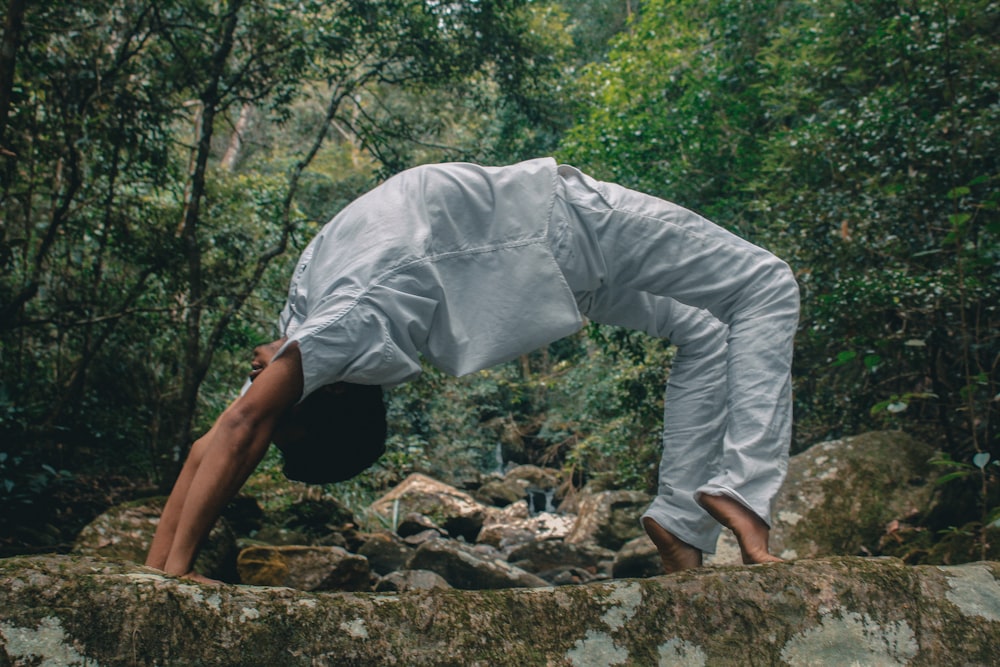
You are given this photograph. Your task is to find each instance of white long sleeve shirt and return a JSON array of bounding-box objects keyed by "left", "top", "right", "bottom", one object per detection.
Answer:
[{"left": 276, "top": 157, "right": 583, "bottom": 399}]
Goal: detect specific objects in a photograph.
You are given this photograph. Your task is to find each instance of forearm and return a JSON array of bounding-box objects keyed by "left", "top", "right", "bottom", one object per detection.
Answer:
[
  {"left": 161, "top": 417, "right": 272, "bottom": 576},
  {"left": 145, "top": 438, "right": 205, "bottom": 569}
]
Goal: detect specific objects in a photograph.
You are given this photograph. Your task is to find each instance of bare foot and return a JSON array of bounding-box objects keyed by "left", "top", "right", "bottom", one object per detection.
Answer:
[
  {"left": 697, "top": 493, "right": 782, "bottom": 565},
  {"left": 642, "top": 517, "right": 703, "bottom": 573},
  {"left": 181, "top": 571, "right": 222, "bottom": 586}
]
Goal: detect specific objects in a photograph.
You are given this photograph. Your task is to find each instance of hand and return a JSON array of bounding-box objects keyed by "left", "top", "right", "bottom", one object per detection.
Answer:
[{"left": 250, "top": 338, "right": 285, "bottom": 382}]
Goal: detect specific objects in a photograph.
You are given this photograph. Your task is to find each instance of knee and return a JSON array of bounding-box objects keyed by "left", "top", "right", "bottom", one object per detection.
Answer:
[{"left": 766, "top": 258, "right": 800, "bottom": 316}]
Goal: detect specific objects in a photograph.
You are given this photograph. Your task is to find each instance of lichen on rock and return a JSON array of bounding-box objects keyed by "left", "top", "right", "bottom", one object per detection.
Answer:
[{"left": 2, "top": 554, "right": 998, "bottom": 666}]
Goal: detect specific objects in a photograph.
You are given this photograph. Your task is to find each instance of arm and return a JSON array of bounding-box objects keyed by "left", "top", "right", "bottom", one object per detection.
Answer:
[
  {"left": 146, "top": 343, "right": 304, "bottom": 578},
  {"left": 145, "top": 427, "right": 212, "bottom": 571}
]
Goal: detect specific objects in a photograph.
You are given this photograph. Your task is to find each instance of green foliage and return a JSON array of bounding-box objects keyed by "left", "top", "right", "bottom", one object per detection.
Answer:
[
  {"left": 384, "top": 359, "right": 542, "bottom": 481},
  {"left": 931, "top": 451, "right": 1000, "bottom": 559},
  {"left": 753, "top": 2, "right": 999, "bottom": 461},
  {"left": 556, "top": 0, "right": 642, "bottom": 66},
  {"left": 367, "top": 329, "right": 672, "bottom": 493},
  {"left": 554, "top": 0, "right": 999, "bottom": 563},
  {"left": 0, "top": 452, "right": 72, "bottom": 508},
  {"left": 560, "top": 0, "right": 999, "bottom": 473},
  {"left": 539, "top": 328, "right": 673, "bottom": 491},
  {"left": 0, "top": 0, "right": 569, "bottom": 489},
  {"left": 559, "top": 0, "right": 801, "bottom": 225},
  {"left": 0, "top": 445, "right": 74, "bottom": 550}
]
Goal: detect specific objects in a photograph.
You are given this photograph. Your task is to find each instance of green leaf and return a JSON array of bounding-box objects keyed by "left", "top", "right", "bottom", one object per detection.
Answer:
[
  {"left": 831, "top": 350, "right": 857, "bottom": 367},
  {"left": 948, "top": 213, "right": 972, "bottom": 227},
  {"left": 934, "top": 470, "right": 972, "bottom": 486},
  {"left": 946, "top": 186, "right": 970, "bottom": 199},
  {"left": 929, "top": 456, "right": 973, "bottom": 469}
]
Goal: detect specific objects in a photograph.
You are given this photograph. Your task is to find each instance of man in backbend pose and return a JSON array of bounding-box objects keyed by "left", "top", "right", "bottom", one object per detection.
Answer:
[{"left": 146, "top": 157, "right": 799, "bottom": 581}]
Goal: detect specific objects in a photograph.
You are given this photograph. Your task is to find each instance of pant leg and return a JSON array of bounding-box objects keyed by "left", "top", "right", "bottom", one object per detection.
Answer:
[
  {"left": 579, "top": 287, "right": 728, "bottom": 553},
  {"left": 556, "top": 165, "right": 800, "bottom": 530}
]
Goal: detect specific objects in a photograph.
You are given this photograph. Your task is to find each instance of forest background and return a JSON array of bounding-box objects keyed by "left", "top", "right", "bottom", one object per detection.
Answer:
[{"left": 0, "top": 0, "right": 997, "bottom": 560}]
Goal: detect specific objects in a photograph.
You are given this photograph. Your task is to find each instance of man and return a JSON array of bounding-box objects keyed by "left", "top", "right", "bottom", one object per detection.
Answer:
[{"left": 146, "top": 157, "right": 799, "bottom": 580}]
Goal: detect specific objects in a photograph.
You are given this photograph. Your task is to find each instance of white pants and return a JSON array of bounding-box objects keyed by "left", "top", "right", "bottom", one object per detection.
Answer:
[{"left": 549, "top": 165, "right": 799, "bottom": 553}]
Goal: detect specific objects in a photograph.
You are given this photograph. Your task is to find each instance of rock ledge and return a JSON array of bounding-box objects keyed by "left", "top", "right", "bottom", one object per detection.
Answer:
[{"left": 2, "top": 555, "right": 998, "bottom": 666}]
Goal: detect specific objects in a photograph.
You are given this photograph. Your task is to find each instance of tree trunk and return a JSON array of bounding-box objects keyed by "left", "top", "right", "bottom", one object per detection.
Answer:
[
  {"left": 162, "top": 0, "right": 245, "bottom": 479},
  {"left": 221, "top": 102, "right": 252, "bottom": 171}
]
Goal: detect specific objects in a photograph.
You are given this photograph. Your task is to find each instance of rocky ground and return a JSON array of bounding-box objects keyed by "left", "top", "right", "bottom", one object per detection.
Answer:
[{"left": 66, "top": 431, "right": 999, "bottom": 592}]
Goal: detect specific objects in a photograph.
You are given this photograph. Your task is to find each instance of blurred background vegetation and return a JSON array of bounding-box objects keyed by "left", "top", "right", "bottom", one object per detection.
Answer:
[{"left": 1, "top": 0, "right": 996, "bottom": 556}]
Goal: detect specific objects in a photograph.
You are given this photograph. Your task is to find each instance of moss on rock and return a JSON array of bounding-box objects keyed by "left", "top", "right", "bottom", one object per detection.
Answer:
[
  {"left": 769, "top": 431, "right": 937, "bottom": 560},
  {"left": 2, "top": 554, "right": 998, "bottom": 666}
]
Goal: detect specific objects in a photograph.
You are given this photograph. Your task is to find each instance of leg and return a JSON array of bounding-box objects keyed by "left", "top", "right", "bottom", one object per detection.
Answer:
[
  {"left": 695, "top": 343, "right": 794, "bottom": 564},
  {"left": 578, "top": 287, "right": 729, "bottom": 570},
  {"left": 557, "top": 166, "right": 799, "bottom": 562}
]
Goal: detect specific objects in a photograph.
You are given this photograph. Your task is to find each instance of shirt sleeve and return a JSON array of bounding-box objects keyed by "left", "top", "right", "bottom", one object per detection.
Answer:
[
  {"left": 279, "top": 296, "right": 425, "bottom": 400},
  {"left": 279, "top": 238, "right": 318, "bottom": 337}
]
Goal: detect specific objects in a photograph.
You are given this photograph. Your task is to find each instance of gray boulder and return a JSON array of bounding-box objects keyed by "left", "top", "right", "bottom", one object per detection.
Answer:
[
  {"left": 374, "top": 569, "right": 451, "bottom": 593},
  {"left": 2, "top": 554, "right": 998, "bottom": 665},
  {"left": 473, "top": 478, "right": 526, "bottom": 507},
  {"left": 405, "top": 539, "right": 549, "bottom": 590},
  {"left": 708, "top": 431, "right": 939, "bottom": 566},
  {"left": 394, "top": 512, "right": 447, "bottom": 538},
  {"left": 507, "top": 539, "right": 614, "bottom": 577},
  {"left": 356, "top": 531, "right": 413, "bottom": 576},
  {"left": 612, "top": 535, "right": 662, "bottom": 579},
  {"left": 369, "top": 473, "right": 491, "bottom": 542},
  {"left": 71, "top": 497, "right": 238, "bottom": 582},
  {"left": 564, "top": 489, "right": 652, "bottom": 550},
  {"left": 475, "top": 500, "right": 575, "bottom": 551},
  {"left": 504, "top": 464, "right": 561, "bottom": 489},
  {"left": 236, "top": 545, "right": 371, "bottom": 591}
]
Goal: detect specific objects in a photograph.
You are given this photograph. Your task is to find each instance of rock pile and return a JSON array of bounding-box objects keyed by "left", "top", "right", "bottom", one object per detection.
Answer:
[{"left": 73, "top": 463, "right": 654, "bottom": 591}]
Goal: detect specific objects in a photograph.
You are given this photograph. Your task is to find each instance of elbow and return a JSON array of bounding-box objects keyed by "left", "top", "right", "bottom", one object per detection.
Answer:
[
  {"left": 215, "top": 405, "right": 268, "bottom": 458},
  {"left": 761, "top": 258, "right": 800, "bottom": 318},
  {"left": 188, "top": 434, "right": 211, "bottom": 466}
]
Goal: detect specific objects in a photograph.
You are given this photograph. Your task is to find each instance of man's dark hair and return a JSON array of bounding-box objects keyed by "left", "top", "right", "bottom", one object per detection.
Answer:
[{"left": 275, "top": 383, "right": 387, "bottom": 484}]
